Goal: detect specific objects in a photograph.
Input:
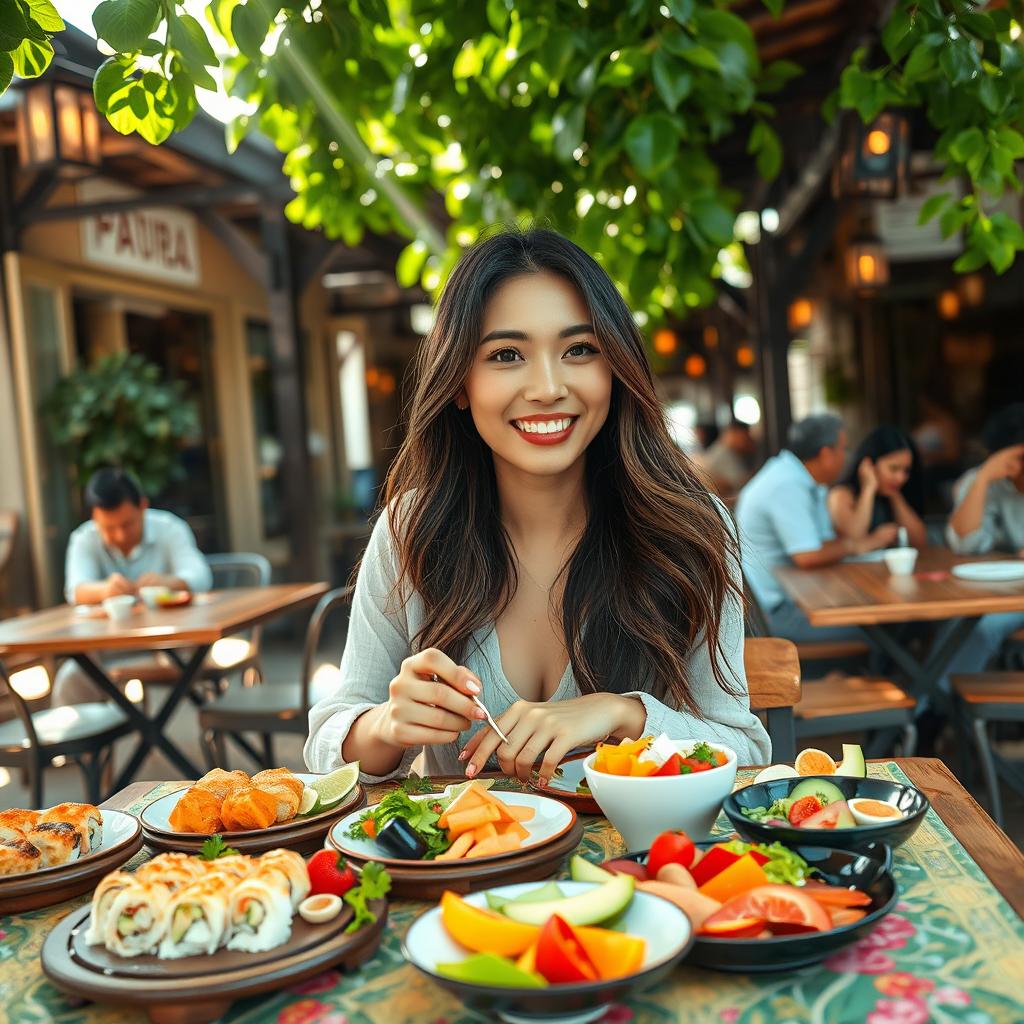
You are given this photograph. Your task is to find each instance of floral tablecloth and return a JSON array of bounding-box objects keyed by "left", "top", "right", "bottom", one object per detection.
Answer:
[{"left": 1, "top": 762, "right": 1022, "bottom": 1024}]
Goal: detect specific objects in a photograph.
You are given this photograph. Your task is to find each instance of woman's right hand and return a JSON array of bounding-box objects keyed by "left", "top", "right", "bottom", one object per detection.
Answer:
[
  {"left": 375, "top": 648, "right": 486, "bottom": 749},
  {"left": 981, "top": 444, "right": 1024, "bottom": 483},
  {"left": 857, "top": 457, "right": 878, "bottom": 492}
]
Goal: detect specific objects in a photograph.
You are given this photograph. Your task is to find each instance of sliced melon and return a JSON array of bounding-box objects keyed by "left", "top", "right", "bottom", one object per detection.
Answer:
[{"left": 835, "top": 743, "right": 867, "bottom": 778}]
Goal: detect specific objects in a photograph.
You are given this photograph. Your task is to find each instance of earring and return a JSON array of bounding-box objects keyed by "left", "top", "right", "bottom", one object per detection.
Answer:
[{"left": 456, "top": 396, "right": 468, "bottom": 410}]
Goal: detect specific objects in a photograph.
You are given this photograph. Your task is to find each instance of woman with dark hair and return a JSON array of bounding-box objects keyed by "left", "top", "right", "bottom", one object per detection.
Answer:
[
  {"left": 828, "top": 426, "right": 928, "bottom": 549},
  {"left": 305, "top": 227, "right": 770, "bottom": 785}
]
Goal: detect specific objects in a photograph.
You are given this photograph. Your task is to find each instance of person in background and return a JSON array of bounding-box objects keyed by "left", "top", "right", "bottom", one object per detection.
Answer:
[
  {"left": 828, "top": 426, "right": 928, "bottom": 549},
  {"left": 736, "top": 413, "right": 897, "bottom": 643},
  {"left": 53, "top": 468, "right": 212, "bottom": 705},
  {"left": 694, "top": 421, "right": 720, "bottom": 453},
  {"left": 701, "top": 419, "right": 757, "bottom": 499},
  {"left": 940, "top": 404, "right": 1024, "bottom": 682}
]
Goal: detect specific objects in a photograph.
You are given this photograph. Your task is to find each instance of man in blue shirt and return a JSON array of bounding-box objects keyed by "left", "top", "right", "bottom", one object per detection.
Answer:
[
  {"left": 736, "top": 414, "right": 896, "bottom": 643},
  {"left": 54, "top": 469, "right": 212, "bottom": 705}
]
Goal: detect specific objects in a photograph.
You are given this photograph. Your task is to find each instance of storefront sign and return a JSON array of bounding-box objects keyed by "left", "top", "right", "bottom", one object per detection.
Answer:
[{"left": 79, "top": 183, "right": 200, "bottom": 286}]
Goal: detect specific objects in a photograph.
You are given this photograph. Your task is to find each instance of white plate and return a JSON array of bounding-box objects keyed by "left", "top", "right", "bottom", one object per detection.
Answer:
[
  {"left": 545, "top": 758, "right": 590, "bottom": 797},
  {"left": 140, "top": 772, "right": 349, "bottom": 838},
  {"left": 403, "top": 881, "right": 692, "bottom": 1004},
  {"left": 0, "top": 809, "right": 141, "bottom": 879},
  {"left": 329, "top": 791, "right": 574, "bottom": 867},
  {"left": 951, "top": 561, "right": 1024, "bottom": 582}
]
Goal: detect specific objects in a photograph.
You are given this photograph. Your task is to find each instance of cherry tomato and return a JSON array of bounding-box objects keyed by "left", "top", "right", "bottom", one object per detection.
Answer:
[
  {"left": 646, "top": 829, "right": 696, "bottom": 878},
  {"left": 679, "top": 757, "right": 712, "bottom": 773},
  {"left": 535, "top": 915, "right": 599, "bottom": 983},
  {"left": 708, "top": 884, "right": 832, "bottom": 933},
  {"left": 306, "top": 849, "right": 357, "bottom": 897},
  {"left": 787, "top": 796, "right": 823, "bottom": 826}
]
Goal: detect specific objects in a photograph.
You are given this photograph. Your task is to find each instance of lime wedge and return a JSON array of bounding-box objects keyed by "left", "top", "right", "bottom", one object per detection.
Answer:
[
  {"left": 311, "top": 762, "right": 360, "bottom": 808},
  {"left": 299, "top": 786, "right": 319, "bottom": 815}
]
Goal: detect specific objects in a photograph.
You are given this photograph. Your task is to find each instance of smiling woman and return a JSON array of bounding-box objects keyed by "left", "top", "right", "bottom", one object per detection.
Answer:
[{"left": 304, "top": 226, "right": 770, "bottom": 786}]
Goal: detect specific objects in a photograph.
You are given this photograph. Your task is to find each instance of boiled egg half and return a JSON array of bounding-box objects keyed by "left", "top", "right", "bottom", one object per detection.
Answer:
[{"left": 848, "top": 797, "right": 904, "bottom": 826}]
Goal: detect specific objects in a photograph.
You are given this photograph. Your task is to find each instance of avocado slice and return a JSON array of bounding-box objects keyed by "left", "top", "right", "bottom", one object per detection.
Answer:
[
  {"left": 485, "top": 882, "right": 564, "bottom": 912},
  {"left": 117, "top": 913, "right": 136, "bottom": 936},
  {"left": 569, "top": 856, "right": 614, "bottom": 884},
  {"left": 171, "top": 905, "right": 203, "bottom": 943},
  {"left": 835, "top": 743, "right": 867, "bottom": 778},
  {"left": 436, "top": 952, "right": 547, "bottom": 988},
  {"left": 502, "top": 873, "right": 634, "bottom": 926}
]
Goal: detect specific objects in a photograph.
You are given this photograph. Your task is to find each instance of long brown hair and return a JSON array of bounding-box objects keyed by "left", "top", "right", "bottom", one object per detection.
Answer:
[{"left": 383, "top": 226, "right": 742, "bottom": 713}]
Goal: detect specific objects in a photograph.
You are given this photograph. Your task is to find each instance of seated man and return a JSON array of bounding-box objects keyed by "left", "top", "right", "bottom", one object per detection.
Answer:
[
  {"left": 736, "top": 414, "right": 896, "bottom": 643},
  {"left": 699, "top": 419, "right": 757, "bottom": 500},
  {"left": 54, "top": 468, "right": 212, "bottom": 705},
  {"left": 943, "top": 403, "right": 1024, "bottom": 679}
]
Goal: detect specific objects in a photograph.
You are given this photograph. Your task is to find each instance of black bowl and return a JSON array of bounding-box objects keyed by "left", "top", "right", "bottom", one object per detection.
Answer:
[
  {"left": 723, "top": 775, "right": 929, "bottom": 853},
  {"left": 623, "top": 840, "right": 898, "bottom": 972}
]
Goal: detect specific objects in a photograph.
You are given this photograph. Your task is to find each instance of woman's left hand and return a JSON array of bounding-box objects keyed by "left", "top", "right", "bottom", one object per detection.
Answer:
[{"left": 460, "top": 693, "right": 646, "bottom": 785}]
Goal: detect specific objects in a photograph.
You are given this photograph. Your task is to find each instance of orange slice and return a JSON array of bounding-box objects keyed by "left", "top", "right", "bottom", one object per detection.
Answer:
[{"left": 794, "top": 748, "right": 837, "bottom": 776}]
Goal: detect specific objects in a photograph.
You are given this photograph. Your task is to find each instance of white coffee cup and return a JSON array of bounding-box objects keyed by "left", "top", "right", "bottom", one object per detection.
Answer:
[
  {"left": 102, "top": 594, "right": 137, "bottom": 623},
  {"left": 883, "top": 547, "right": 918, "bottom": 575}
]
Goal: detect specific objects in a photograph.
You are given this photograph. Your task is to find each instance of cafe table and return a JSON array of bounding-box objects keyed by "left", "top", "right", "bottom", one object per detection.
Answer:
[
  {"left": 0, "top": 584, "right": 327, "bottom": 794},
  {"left": 3, "top": 758, "right": 1022, "bottom": 1024},
  {"left": 775, "top": 548, "right": 1024, "bottom": 713}
]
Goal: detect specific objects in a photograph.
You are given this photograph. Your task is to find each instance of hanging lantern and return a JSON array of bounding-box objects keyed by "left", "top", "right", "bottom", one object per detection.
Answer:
[
  {"left": 653, "top": 328, "right": 677, "bottom": 356},
  {"left": 845, "top": 234, "right": 890, "bottom": 290},
  {"left": 702, "top": 324, "right": 719, "bottom": 349},
  {"left": 684, "top": 353, "right": 707, "bottom": 378},
  {"left": 736, "top": 344, "right": 756, "bottom": 368},
  {"left": 16, "top": 81, "right": 102, "bottom": 172},
  {"left": 787, "top": 298, "right": 814, "bottom": 332},
  {"left": 937, "top": 289, "right": 960, "bottom": 320},
  {"left": 959, "top": 274, "right": 985, "bottom": 307},
  {"left": 834, "top": 111, "right": 910, "bottom": 200}
]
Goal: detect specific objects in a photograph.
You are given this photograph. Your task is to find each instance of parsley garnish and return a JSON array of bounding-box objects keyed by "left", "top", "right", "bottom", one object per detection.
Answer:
[
  {"left": 690, "top": 741, "right": 718, "bottom": 765},
  {"left": 198, "top": 835, "right": 239, "bottom": 860},
  {"left": 344, "top": 861, "right": 392, "bottom": 933}
]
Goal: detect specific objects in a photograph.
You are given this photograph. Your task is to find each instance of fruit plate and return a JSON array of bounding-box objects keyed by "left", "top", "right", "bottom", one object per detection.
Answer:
[
  {"left": 723, "top": 776, "right": 929, "bottom": 853},
  {"left": 41, "top": 897, "right": 387, "bottom": 1024},
  {"left": 403, "top": 881, "right": 693, "bottom": 1023},
  {"left": 528, "top": 753, "right": 602, "bottom": 815},
  {"left": 0, "top": 809, "right": 144, "bottom": 913},
  {"left": 620, "top": 841, "right": 897, "bottom": 973},
  {"left": 329, "top": 791, "right": 576, "bottom": 869},
  {"left": 140, "top": 774, "right": 365, "bottom": 856}
]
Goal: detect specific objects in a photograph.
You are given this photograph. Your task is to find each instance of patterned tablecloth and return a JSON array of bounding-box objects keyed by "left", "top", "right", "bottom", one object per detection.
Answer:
[{"left": 1, "top": 762, "right": 1022, "bottom": 1024}]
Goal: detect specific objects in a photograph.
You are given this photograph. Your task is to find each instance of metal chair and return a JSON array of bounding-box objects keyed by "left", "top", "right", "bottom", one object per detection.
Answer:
[
  {"left": 109, "top": 551, "right": 273, "bottom": 700},
  {"left": 0, "top": 661, "right": 133, "bottom": 806},
  {"left": 199, "top": 586, "right": 353, "bottom": 770}
]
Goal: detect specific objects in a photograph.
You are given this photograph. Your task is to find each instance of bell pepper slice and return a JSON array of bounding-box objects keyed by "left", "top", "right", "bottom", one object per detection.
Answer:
[
  {"left": 535, "top": 914, "right": 600, "bottom": 983},
  {"left": 689, "top": 846, "right": 741, "bottom": 887},
  {"left": 697, "top": 854, "right": 771, "bottom": 903}
]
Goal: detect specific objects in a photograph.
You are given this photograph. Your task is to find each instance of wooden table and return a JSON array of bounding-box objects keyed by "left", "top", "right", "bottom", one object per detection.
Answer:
[
  {"left": 0, "top": 584, "right": 328, "bottom": 792},
  {"left": 103, "top": 756, "right": 1024, "bottom": 917},
  {"left": 775, "top": 548, "right": 1024, "bottom": 711}
]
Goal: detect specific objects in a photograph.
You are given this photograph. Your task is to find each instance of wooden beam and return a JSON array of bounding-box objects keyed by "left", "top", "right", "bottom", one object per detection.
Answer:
[
  {"left": 749, "top": 0, "right": 848, "bottom": 37},
  {"left": 195, "top": 208, "right": 268, "bottom": 287},
  {"left": 759, "top": 23, "right": 848, "bottom": 63}
]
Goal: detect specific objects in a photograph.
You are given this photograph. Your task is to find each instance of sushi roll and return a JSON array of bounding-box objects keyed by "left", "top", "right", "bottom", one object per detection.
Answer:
[
  {"left": 0, "top": 838, "right": 42, "bottom": 875},
  {"left": 203, "top": 854, "right": 254, "bottom": 883},
  {"left": 250, "top": 769, "right": 304, "bottom": 823},
  {"left": 226, "top": 876, "right": 293, "bottom": 952},
  {"left": 0, "top": 809, "right": 39, "bottom": 835},
  {"left": 85, "top": 870, "right": 134, "bottom": 945},
  {"left": 104, "top": 880, "right": 171, "bottom": 957},
  {"left": 26, "top": 821, "right": 82, "bottom": 867},
  {"left": 168, "top": 787, "right": 223, "bottom": 834},
  {"left": 40, "top": 803, "right": 102, "bottom": 855},
  {"left": 220, "top": 786, "right": 278, "bottom": 831},
  {"left": 258, "top": 850, "right": 310, "bottom": 908},
  {"left": 157, "top": 877, "right": 231, "bottom": 959}
]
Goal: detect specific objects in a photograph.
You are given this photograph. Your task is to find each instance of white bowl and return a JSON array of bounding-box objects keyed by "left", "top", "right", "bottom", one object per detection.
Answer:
[
  {"left": 883, "top": 547, "right": 918, "bottom": 575},
  {"left": 583, "top": 740, "right": 737, "bottom": 849},
  {"left": 102, "top": 594, "right": 136, "bottom": 623},
  {"left": 139, "top": 585, "right": 171, "bottom": 608}
]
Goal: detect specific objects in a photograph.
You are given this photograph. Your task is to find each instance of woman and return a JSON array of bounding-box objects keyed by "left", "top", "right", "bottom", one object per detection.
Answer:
[
  {"left": 828, "top": 426, "right": 927, "bottom": 549},
  {"left": 305, "top": 228, "right": 770, "bottom": 786}
]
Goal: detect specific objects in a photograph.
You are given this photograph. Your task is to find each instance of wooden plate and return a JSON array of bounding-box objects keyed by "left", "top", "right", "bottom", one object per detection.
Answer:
[
  {"left": 528, "top": 751, "right": 603, "bottom": 815},
  {"left": 0, "top": 809, "right": 144, "bottom": 913},
  {"left": 141, "top": 780, "right": 365, "bottom": 856},
  {"left": 42, "top": 898, "right": 387, "bottom": 1024},
  {"left": 333, "top": 818, "right": 585, "bottom": 900},
  {"left": 330, "top": 791, "right": 576, "bottom": 869}
]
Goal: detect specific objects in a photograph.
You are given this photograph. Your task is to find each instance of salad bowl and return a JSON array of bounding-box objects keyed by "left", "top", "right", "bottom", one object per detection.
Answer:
[{"left": 724, "top": 775, "right": 929, "bottom": 853}]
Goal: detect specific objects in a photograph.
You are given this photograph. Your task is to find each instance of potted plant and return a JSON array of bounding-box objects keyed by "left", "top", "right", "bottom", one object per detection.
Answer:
[{"left": 42, "top": 352, "right": 199, "bottom": 495}]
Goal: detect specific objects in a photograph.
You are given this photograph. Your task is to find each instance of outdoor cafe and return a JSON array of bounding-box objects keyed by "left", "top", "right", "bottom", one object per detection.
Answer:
[{"left": 0, "top": 2, "right": 1022, "bottom": 1023}]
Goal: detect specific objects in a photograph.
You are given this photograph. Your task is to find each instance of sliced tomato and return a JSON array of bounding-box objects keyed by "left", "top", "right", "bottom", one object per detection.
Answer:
[
  {"left": 801, "top": 881, "right": 873, "bottom": 907},
  {"left": 699, "top": 914, "right": 766, "bottom": 939},
  {"left": 679, "top": 757, "right": 713, "bottom": 773},
  {"left": 787, "top": 796, "right": 823, "bottom": 826},
  {"left": 709, "top": 885, "right": 832, "bottom": 933}
]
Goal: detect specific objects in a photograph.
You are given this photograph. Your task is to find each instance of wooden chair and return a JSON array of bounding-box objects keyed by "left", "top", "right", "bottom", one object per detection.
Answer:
[
  {"left": 744, "top": 637, "right": 801, "bottom": 760},
  {"left": 109, "top": 552, "right": 273, "bottom": 701},
  {"left": 0, "top": 660, "right": 133, "bottom": 806},
  {"left": 198, "top": 586, "right": 353, "bottom": 770},
  {"left": 952, "top": 671, "right": 1024, "bottom": 826}
]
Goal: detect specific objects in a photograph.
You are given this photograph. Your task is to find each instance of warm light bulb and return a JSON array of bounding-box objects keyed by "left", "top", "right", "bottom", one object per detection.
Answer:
[
  {"left": 788, "top": 298, "right": 813, "bottom": 331},
  {"left": 653, "top": 329, "right": 677, "bottom": 356},
  {"left": 684, "top": 354, "right": 707, "bottom": 377},
  {"left": 937, "top": 290, "right": 960, "bottom": 320},
  {"left": 736, "top": 344, "right": 755, "bottom": 368},
  {"left": 866, "top": 129, "right": 891, "bottom": 156},
  {"left": 858, "top": 253, "right": 877, "bottom": 282},
  {"left": 125, "top": 678, "right": 145, "bottom": 704}
]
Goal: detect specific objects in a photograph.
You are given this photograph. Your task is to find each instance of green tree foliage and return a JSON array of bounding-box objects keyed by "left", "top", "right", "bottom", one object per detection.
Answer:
[
  {"left": 838, "top": 0, "right": 1024, "bottom": 274},
  {"left": 0, "top": 0, "right": 64, "bottom": 92},
  {"left": 43, "top": 352, "right": 199, "bottom": 494}
]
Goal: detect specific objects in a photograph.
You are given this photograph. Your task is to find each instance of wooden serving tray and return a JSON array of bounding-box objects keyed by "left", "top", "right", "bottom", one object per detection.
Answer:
[
  {"left": 334, "top": 818, "right": 585, "bottom": 900},
  {"left": 0, "top": 822, "right": 144, "bottom": 914},
  {"left": 141, "top": 785, "right": 366, "bottom": 856},
  {"left": 41, "top": 898, "right": 387, "bottom": 1024}
]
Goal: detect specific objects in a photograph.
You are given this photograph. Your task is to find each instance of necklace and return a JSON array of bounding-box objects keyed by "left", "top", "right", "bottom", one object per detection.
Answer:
[{"left": 517, "top": 559, "right": 559, "bottom": 593}]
